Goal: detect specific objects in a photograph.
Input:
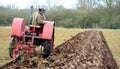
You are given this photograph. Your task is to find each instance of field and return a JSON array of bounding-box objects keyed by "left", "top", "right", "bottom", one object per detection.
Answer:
[{"left": 0, "top": 27, "right": 120, "bottom": 68}]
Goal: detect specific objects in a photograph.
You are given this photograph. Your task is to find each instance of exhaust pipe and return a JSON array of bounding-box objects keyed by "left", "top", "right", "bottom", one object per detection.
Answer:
[{"left": 29, "top": 6, "right": 33, "bottom": 25}]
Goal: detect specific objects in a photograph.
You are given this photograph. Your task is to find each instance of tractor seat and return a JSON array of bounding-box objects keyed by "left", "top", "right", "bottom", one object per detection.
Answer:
[{"left": 30, "top": 25, "right": 41, "bottom": 28}]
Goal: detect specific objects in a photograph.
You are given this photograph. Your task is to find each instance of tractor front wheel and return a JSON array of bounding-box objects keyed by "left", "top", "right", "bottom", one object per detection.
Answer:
[{"left": 8, "top": 36, "right": 17, "bottom": 58}]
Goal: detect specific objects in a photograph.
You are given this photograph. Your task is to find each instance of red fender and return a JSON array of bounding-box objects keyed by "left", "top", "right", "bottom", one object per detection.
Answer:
[
  {"left": 11, "top": 18, "right": 26, "bottom": 36},
  {"left": 42, "top": 21, "right": 54, "bottom": 39}
]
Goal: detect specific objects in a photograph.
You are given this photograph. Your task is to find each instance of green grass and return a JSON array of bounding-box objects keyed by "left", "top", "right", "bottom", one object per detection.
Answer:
[
  {"left": 0, "top": 27, "right": 120, "bottom": 68},
  {"left": 102, "top": 29, "right": 120, "bottom": 68},
  {"left": 0, "top": 27, "right": 12, "bottom": 65}
]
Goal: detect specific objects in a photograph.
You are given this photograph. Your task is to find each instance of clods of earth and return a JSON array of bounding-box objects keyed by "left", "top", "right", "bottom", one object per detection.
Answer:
[{"left": 0, "top": 30, "right": 118, "bottom": 69}]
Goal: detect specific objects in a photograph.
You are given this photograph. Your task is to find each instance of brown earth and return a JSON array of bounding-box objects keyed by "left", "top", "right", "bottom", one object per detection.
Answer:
[{"left": 0, "top": 30, "right": 118, "bottom": 69}]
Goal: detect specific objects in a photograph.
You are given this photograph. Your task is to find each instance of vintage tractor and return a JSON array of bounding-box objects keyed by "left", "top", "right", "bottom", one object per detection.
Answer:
[{"left": 8, "top": 18, "right": 55, "bottom": 62}]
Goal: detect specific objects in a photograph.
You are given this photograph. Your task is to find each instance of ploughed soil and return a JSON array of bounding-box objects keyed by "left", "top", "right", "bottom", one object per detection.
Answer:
[{"left": 0, "top": 30, "right": 118, "bottom": 69}]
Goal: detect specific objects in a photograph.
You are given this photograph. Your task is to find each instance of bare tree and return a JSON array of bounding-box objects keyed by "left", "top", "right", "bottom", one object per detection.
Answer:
[
  {"left": 46, "top": 0, "right": 58, "bottom": 8},
  {"left": 46, "top": 0, "right": 51, "bottom": 8},
  {"left": 31, "top": 0, "right": 43, "bottom": 9},
  {"left": 53, "top": 0, "right": 58, "bottom": 8},
  {"left": 77, "top": 0, "right": 96, "bottom": 10}
]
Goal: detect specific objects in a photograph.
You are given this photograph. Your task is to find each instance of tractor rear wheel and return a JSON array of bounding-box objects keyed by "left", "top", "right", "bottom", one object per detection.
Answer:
[
  {"left": 42, "top": 29, "right": 54, "bottom": 58},
  {"left": 42, "top": 40, "right": 52, "bottom": 58}
]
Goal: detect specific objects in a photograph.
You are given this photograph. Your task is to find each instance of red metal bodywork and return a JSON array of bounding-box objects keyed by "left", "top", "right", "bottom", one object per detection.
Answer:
[
  {"left": 10, "top": 18, "right": 55, "bottom": 59},
  {"left": 12, "top": 42, "right": 36, "bottom": 60},
  {"left": 42, "top": 21, "right": 54, "bottom": 39},
  {"left": 11, "top": 18, "right": 25, "bottom": 36},
  {"left": 11, "top": 18, "right": 54, "bottom": 40}
]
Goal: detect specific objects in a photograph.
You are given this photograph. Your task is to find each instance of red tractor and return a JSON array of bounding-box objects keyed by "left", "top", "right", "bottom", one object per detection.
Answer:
[{"left": 9, "top": 18, "right": 55, "bottom": 62}]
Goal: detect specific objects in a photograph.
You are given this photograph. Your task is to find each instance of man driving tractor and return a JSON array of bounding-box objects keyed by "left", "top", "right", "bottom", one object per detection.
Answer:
[
  {"left": 30, "top": 8, "right": 46, "bottom": 26},
  {"left": 29, "top": 8, "right": 46, "bottom": 35}
]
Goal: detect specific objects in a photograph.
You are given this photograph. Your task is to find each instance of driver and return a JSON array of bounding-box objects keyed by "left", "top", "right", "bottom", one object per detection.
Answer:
[{"left": 31, "top": 8, "right": 46, "bottom": 26}]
